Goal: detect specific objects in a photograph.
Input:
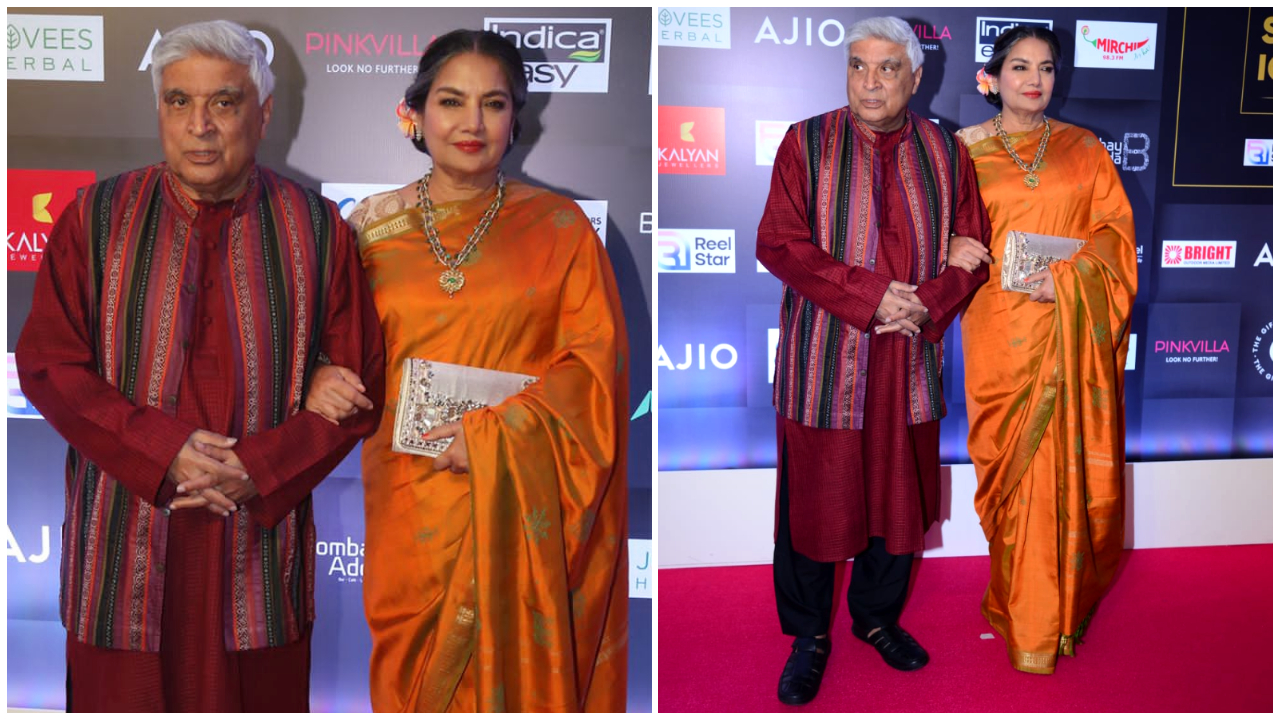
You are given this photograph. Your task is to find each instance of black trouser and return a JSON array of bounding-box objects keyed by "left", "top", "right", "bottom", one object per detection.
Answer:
[{"left": 773, "top": 446, "right": 915, "bottom": 638}]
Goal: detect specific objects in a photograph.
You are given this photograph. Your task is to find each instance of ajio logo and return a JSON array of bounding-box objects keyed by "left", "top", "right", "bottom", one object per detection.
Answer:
[
  {"left": 6, "top": 525, "right": 52, "bottom": 563},
  {"left": 1255, "top": 243, "right": 1273, "bottom": 267},
  {"left": 139, "top": 28, "right": 275, "bottom": 71},
  {"left": 755, "top": 16, "right": 848, "bottom": 47},
  {"left": 657, "top": 343, "right": 738, "bottom": 370}
]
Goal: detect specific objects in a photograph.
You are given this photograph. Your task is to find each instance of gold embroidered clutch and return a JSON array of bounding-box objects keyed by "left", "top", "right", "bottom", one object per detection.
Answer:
[
  {"left": 392, "top": 359, "right": 538, "bottom": 457},
  {"left": 1001, "top": 230, "right": 1086, "bottom": 293}
]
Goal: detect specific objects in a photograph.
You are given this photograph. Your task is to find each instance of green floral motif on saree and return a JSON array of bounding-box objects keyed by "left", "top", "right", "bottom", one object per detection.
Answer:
[{"left": 524, "top": 507, "right": 551, "bottom": 543}]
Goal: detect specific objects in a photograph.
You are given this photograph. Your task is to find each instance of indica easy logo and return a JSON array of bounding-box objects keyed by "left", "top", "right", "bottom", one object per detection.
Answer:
[{"left": 484, "top": 17, "right": 612, "bottom": 93}]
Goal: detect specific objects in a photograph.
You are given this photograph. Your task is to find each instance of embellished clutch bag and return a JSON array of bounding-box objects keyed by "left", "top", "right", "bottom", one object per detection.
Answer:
[
  {"left": 392, "top": 358, "right": 538, "bottom": 457},
  {"left": 1001, "top": 230, "right": 1086, "bottom": 293}
]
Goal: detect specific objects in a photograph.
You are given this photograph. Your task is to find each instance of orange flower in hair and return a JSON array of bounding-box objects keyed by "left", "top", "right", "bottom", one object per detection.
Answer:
[
  {"left": 976, "top": 68, "right": 994, "bottom": 96},
  {"left": 396, "top": 98, "right": 415, "bottom": 138}
]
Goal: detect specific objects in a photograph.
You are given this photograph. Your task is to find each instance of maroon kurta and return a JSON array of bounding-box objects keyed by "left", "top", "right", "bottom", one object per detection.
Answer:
[
  {"left": 20, "top": 172, "right": 385, "bottom": 711},
  {"left": 762, "top": 124, "right": 990, "bottom": 561}
]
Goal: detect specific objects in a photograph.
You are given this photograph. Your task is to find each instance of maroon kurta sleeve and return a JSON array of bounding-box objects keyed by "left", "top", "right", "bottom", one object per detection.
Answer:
[
  {"left": 236, "top": 211, "right": 386, "bottom": 528},
  {"left": 756, "top": 125, "right": 892, "bottom": 331},
  {"left": 915, "top": 137, "right": 992, "bottom": 344},
  {"left": 15, "top": 194, "right": 198, "bottom": 504}
]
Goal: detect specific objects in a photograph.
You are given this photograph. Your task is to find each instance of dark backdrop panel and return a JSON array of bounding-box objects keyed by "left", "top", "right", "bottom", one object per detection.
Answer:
[
  {"left": 657, "top": 7, "right": 1272, "bottom": 471},
  {"left": 6, "top": 6, "right": 652, "bottom": 712}
]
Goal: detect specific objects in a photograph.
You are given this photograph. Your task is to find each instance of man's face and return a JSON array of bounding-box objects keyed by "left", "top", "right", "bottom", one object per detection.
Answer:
[
  {"left": 158, "top": 54, "right": 272, "bottom": 202},
  {"left": 845, "top": 37, "right": 922, "bottom": 133}
]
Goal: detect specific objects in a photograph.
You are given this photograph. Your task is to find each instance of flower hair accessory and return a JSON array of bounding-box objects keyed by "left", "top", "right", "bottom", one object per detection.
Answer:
[
  {"left": 976, "top": 68, "right": 994, "bottom": 96},
  {"left": 396, "top": 98, "right": 415, "bottom": 138}
]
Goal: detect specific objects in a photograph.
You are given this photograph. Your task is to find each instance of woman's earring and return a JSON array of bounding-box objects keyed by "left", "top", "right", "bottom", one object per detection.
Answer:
[
  {"left": 413, "top": 124, "right": 423, "bottom": 142},
  {"left": 509, "top": 126, "right": 515, "bottom": 147}
]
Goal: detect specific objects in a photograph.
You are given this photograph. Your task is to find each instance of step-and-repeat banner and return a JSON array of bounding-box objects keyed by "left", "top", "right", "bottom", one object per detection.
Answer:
[
  {"left": 6, "top": 7, "right": 653, "bottom": 712},
  {"left": 657, "top": 7, "right": 1272, "bottom": 471}
]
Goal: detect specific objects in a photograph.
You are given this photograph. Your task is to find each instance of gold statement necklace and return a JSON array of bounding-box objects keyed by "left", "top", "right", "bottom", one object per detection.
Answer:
[
  {"left": 993, "top": 112, "right": 1052, "bottom": 189},
  {"left": 417, "top": 170, "right": 505, "bottom": 297}
]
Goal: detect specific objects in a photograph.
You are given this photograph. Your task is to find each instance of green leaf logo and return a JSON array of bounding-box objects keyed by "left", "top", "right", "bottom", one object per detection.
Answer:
[{"left": 568, "top": 49, "right": 602, "bottom": 63}]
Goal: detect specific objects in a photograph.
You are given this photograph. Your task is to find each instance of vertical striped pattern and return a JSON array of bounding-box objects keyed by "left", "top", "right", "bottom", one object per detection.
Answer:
[
  {"left": 773, "top": 109, "right": 957, "bottom": 429},
  {"left": 59, "top": 165, "right": 333, "bottom": 651}
]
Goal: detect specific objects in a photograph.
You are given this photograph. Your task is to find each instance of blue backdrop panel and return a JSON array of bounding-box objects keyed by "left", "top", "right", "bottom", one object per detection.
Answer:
[
  {"left": 657, "top": 6, "right": 1272, "bottom": 472},
  {"left": 7, "top": 6, "right": 652, "bottom": 712}
]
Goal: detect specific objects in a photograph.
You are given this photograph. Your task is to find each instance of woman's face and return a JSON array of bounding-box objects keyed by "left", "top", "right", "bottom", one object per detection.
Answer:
[
  {"left": 996, "top": 37, "right": 1055, "bottom": 119},
  {"left": 414, "top": 52, "right": 514, "bottom": 181}
]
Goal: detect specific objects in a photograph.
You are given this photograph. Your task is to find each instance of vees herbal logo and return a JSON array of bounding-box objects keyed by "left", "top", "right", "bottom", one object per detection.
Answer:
[
  {"left": 658, "top": 7, "right": 730, "bottom": 50},
  {"left": 7, "top": 14, "right": 103, "bottom": 81},
  {"left": 1074, "top": 20, "right": 1157, "bottom": 70},
  {"left": 485, "top": 17, "right": 612, "bottom": 92}
]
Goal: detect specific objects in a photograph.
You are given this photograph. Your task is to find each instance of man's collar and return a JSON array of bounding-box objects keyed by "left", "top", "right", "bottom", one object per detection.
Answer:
[
  {"left": 847, "top": 108, "right": 915, "bottom": 145},
  {"left": 161, "top": 164, "right": 261, "bottom": 220}
]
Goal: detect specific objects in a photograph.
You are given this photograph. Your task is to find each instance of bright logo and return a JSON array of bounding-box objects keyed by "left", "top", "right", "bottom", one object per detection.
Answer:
[{"left": 1161, "top": 241, "right": 1237, "bottom": 268}]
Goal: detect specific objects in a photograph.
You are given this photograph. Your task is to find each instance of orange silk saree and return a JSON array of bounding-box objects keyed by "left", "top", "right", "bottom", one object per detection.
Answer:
[
  {"left": 960, "top": 122, "right": 1137, "bottom": 674},
  {"left": 352, "top": 180, "right": 629, "bottom": 710}
]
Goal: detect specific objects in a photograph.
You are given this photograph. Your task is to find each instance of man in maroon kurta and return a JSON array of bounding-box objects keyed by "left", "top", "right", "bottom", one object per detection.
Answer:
[
  {"left": 756, "top": 17, "right": 992, "bottom": 705},
  {"left": 15, "top": 21, "right": 385, "bottom": 711}
]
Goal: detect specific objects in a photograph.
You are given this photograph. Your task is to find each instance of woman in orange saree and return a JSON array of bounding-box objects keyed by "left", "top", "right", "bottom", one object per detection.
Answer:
[
  {"left": 307, "top": 31, "right": 629, "bottom": 711},
  {"left": 954, "top": 27, "right": 1137, "bottom": 674}
]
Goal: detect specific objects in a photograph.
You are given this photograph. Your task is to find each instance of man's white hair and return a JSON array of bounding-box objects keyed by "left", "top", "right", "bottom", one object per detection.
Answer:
[
  {"left": 151, "top": 20, "right": 274, "bottom": 107},
  {"left": 845, "top": 16, "right": 924, "bottom": 72}
]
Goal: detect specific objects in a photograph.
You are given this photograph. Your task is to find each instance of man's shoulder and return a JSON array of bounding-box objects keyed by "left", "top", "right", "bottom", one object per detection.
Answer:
[{"left": 794, "top": 106, "right": 847, "bottom": 130}]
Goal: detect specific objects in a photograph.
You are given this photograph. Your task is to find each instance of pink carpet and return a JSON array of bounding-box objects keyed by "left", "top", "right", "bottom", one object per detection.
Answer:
[{"left": 658, "top": 545, "right": 1272, "bottom": 712}]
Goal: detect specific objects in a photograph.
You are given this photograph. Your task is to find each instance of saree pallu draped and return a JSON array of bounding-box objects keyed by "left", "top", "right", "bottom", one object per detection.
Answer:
[
  {"left": 354, "top": 181, "right": 628, "bottom": 711},
  {"left": 960, "top": 123, "right": 1137, "bottom": 673}
]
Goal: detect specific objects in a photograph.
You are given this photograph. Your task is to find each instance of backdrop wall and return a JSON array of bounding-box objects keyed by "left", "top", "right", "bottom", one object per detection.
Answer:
[
  {"left": 655, "top": 8, "right": 1272, "bottom": 564},
  {"left": 6, "top": 7, "right": 653, "bottom": 712}
]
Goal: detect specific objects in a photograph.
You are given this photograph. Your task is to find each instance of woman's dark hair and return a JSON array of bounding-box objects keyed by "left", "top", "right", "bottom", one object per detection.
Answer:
[
  {"left": 982, "top": 26, "right": 1062, "bottom": 108},
  {"left": 404, "top": 29, "right": 528, "bottom": 155}
]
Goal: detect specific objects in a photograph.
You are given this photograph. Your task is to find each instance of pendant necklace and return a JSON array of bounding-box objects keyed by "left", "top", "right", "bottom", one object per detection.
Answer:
[
  {"left": 993, "top": 112, "right": 1051, "bottom": 189},
  {"left": 416, "top": 170, "right": 505, "bottom": 297}
]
